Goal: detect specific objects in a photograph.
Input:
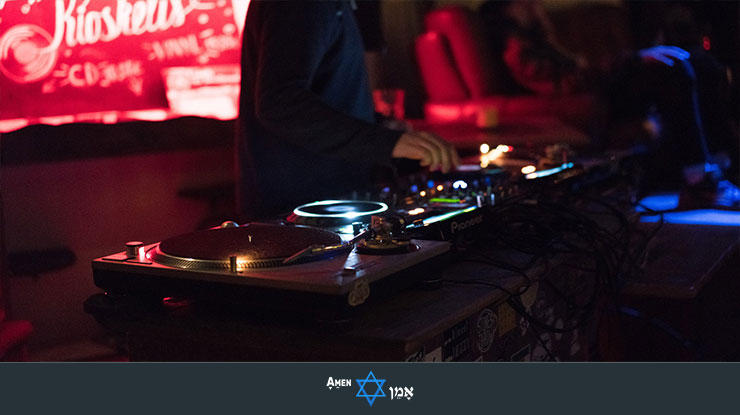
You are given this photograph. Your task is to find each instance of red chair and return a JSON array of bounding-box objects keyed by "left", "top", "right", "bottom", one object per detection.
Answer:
[
  {"left": 415, "top": 6, "right": 594, "bottom": 130},
  {"left": 0, "top": 313, "right": 32, "bottom": 361},
  {"left": 0, "top": 287, "right": 32, "bottom": 361}
]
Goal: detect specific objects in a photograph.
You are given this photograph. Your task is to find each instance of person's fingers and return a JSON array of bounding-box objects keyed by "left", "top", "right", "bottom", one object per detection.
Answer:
[
  {"left": 451, "top": 143, "right": 461, "bottom": 168},
  {"left": 656, "top": 55, "right": 675, "bottom": 66},
  {"left": 639, "top": 46, "right": 690, "bottom": 67},
  {"left": 404, "top": 137, "right": 433, "bottom": 166},
  {"left": 418, "top": 146, "right": 433, "bottom": 166},
  {"left": 409, "top": 144, "right": 433, "bottom": 166},
  {"left": 421, "top": 131, "right": 460, "bottom": 172},
  {"left": 418, "top": 132, "right": 451, "bottom": 172},
  {"left": 665, "top": 46, "right": 690, "bottom": 59},
  {"left": 411, "top": 132, "right": 442, "bottom": 171},
  {"left": 392, "top": 132, "right": 459, "bottom": 173},
  {"left": 434, "top": 132, "right": 459, "bottom": 170},
  {"left": 393, "top": 133, "right": 433, "bottom": 166},
  {"left": 645, "top": 53, "right": 674, "bottom": 66}
]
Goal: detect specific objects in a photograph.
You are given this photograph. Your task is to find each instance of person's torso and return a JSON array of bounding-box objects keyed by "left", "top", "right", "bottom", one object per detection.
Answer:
[{"left": 238, "top": 0, "right": 377, "bottom": 219}]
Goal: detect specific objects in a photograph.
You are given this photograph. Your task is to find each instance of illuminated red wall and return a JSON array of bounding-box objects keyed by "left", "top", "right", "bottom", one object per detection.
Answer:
[{"left": 0, "top": 0, "right": 249, "bottom": 132}]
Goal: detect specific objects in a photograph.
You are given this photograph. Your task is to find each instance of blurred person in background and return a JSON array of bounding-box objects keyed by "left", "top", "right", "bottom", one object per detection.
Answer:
[{"left": 479, "top": 0, "right": 738, "bottom": 207}]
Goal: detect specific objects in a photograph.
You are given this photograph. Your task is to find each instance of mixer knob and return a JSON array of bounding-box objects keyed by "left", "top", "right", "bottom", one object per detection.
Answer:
[
  {"left": 220, "top": 221, "right": 239, "bottom": 228},
  {"left": 125, "top": 241, "right": 143, "bottom": 258}
]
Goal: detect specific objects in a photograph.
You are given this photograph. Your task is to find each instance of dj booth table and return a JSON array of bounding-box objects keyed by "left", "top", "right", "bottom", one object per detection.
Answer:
[
  {"left": 86, "top": 248, "right": 596, "bottom": 362},
  {"left": 85, "top": 217, "right": 739, "bottom": 362},
  {"left": 609, "top": 222, "right": 740, "bottom": 361}
]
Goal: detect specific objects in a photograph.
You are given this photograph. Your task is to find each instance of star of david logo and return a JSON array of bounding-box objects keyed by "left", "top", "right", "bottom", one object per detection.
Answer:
[{"left": 355, "top": 371, "right": 386, "bottom": 406}]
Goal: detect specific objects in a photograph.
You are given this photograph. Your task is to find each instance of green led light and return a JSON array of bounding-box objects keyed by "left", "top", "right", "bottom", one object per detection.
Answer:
[
  {"left": 429, "top": 198, "right": 464, "bottom": 204},
  {"left": 421, "top": 206, "right": 478, "bottom": 225}
]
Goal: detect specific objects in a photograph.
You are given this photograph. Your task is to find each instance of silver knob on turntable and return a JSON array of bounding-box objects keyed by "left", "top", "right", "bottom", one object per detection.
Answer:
[
  {"left": 220, "top": 221, "right": 239, "bottom": 228},
  {"left": 125, "top": 241, "right": 143, "bottom": 258}
]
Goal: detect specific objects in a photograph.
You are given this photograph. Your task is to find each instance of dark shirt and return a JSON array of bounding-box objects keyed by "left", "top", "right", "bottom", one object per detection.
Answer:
[{"left": 237, "top": 0, "right": 402, "bottom": 219}]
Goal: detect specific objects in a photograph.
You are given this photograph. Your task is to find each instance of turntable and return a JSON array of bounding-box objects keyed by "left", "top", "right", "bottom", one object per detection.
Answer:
[
  {"left": 91, "top": 222, "right": 450, "bottom": 311},
  {"left": 286, "top": 200, "right": 388, "bottom": 234}
]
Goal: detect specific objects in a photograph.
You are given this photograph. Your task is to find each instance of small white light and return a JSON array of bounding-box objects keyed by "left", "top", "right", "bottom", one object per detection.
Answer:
[
  {"left": 479, "top": 143, "right": 490, "bottom": 154},
  {"left": 452, "top": 180, "right": 468, "bottom": 189},
  {"left": 521, "top": 165, "right": 536, "bottom": 175}
]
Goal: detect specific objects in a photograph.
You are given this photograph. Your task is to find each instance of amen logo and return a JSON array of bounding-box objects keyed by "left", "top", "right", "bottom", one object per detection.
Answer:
[
  {"left": 326, "top": 371, "right": 413, "bottom": 406},
  {"left": 355, "top": 371, "right": 386, "bottom": 407},
  {"left": 326, "top": 377, "right": 352, "bottom": 390}
]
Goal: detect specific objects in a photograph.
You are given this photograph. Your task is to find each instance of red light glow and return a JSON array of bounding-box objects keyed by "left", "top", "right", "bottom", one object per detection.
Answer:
[
  {"left": 702, "top": 36, "right": 711, "bottom": 51},
  {"left": 0, "top": 0, "right": 251, "bottom": 132}
]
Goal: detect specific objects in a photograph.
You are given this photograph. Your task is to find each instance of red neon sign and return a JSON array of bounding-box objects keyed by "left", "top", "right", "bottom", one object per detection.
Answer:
[{"left": 0, "top": 0, "right": 249, "bottom": 132}]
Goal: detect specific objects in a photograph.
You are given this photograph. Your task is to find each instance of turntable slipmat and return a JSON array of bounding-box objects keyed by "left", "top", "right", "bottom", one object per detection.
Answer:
[{"left": 151, "top": 224, "right": 342, "bottom": 269}]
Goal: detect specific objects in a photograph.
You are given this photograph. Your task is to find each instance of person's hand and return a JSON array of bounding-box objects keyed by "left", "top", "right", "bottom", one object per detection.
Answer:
[
  {"left": 638, "top": 46, "right": 690, "bottom": 67},
  {"left": 392, "top": 131, "right": 460, "bottom": 173}
]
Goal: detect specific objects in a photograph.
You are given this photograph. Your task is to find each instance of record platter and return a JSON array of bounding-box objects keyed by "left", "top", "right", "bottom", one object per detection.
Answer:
[
  {"left": 286, "top": 200, "right": 388, "bottom": 233},
  {"left": 92, "top": 222, "right": 450, "bottom": 309}
]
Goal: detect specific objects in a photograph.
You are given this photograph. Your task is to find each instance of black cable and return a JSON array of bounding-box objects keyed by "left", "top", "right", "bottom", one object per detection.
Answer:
[
  {"left": 447, "top": 182, "right": 666, "bottom": 345},
  {"left": 527, "top": 315, "right": 557, "bottom": 362}
]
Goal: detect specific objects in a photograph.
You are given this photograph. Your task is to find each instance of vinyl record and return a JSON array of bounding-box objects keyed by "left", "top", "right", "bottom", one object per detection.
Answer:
[{"left": 149, "top": 223, "right": 343, "bottom": 270}]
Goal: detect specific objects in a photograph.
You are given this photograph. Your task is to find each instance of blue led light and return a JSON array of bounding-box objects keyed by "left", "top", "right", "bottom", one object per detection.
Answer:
[
  {"left": 410, "top": 184, "right": 419, "bottom": 193},
  {"left": 641, "top": 210, "right": 740, "bottom": 226},
  {"left": 524, "top": 163, "right": 574, "bottom": 180},
  {"left": 636, "top": 193, "right": 680, "bottom": 212},
  {"left": 427, "top": 180, "right": 435, "bottom": 189},
  {"left": 638, "top": 192, "right": 740, "bottom": 226}
]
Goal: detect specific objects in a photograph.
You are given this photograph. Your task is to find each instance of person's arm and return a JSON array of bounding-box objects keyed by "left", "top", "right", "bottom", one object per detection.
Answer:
[{"left": 253, "top": 1, "right": 400, "bottom": 167}]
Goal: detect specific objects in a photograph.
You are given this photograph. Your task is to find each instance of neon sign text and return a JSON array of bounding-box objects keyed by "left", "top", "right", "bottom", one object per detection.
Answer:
[{"left": 46, "top": 0, "right": 206, "bottom": 50}]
